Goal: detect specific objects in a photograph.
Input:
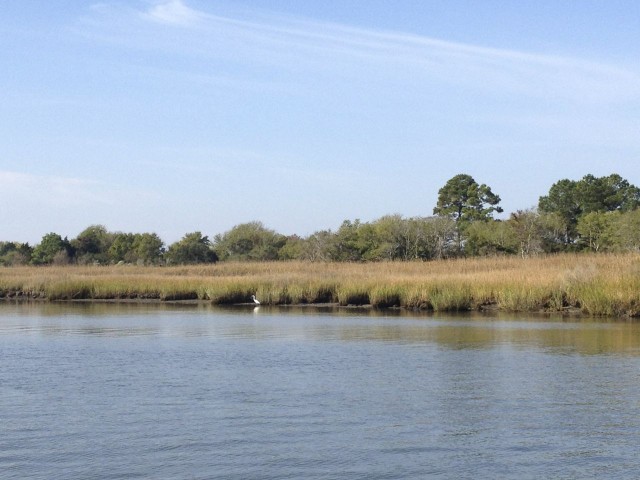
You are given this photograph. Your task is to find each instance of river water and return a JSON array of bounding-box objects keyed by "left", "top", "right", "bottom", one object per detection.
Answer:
[{"left": 1, "top": 302, "right": 640, "bottom": 479}]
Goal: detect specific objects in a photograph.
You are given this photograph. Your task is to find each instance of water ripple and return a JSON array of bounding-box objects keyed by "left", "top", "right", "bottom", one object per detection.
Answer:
[{"left": 2, "top": 306, "right": 640, "bottom": 478}]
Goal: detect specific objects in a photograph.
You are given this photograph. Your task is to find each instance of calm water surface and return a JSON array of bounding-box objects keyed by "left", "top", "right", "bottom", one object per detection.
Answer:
[{"left": 1, "top": 302, "right": 640, "bottom": 479}]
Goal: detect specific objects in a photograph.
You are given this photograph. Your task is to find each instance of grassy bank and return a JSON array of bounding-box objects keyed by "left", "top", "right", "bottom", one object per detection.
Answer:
[{"left": 1, "top": 254, "right": 639, "bottom": 317}]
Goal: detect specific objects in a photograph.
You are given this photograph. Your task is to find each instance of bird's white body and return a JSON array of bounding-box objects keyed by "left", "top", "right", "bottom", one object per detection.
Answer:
[{"left": 251, "top": 295, "right": 260, "bottom": 305}]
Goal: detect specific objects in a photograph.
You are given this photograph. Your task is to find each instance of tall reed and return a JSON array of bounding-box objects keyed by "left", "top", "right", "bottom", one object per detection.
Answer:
[{"left": 1, "top": 254, "right": 639, "bottom": 317}]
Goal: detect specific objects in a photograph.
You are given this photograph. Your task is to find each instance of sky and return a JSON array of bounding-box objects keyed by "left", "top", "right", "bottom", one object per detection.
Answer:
[{"left": 1, "top": 0, "right": 639, "bottom": 245}]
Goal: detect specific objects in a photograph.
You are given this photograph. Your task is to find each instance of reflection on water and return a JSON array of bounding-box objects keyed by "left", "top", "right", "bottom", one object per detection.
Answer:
[
  {"left": 1, "top": 301, "right": 640, "bottom": 355},
  {"left": 2, "top": 301, "right": 640, "bottom": 479}
]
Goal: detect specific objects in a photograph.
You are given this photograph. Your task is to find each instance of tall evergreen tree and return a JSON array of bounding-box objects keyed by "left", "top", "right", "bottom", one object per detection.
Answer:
[{"left": 433, "top": 174, "right": 503, "bottom": 251}]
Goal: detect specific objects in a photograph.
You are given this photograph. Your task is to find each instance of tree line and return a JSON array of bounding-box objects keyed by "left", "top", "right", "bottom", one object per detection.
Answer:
[{"left": 2, "top": 173, "right": 639, "bottom": 266}]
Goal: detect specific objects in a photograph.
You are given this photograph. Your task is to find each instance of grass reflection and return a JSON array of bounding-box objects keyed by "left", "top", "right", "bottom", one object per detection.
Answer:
[{"left": 1, "top": 302, "right": 639, "bottom": 355}]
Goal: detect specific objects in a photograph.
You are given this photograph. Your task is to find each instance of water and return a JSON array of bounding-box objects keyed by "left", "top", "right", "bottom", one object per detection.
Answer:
[{"left": 1, "top": 302, "right": 640, "bottom": 479}]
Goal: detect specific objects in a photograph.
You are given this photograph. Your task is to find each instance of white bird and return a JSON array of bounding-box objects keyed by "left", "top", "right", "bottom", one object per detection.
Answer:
[{"left": 251, "top": 295, "right": 260, "bottom": 305}]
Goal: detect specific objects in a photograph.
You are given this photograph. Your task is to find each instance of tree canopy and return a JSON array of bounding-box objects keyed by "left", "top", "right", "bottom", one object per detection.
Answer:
[
  {"left": 433, "top": 174, "right": 503, "bottom": 250},
  {"left": 165, "top": 232, "right": 218, "bottom": 265},
  {"left": 433, "top": 174, "right": 503, "bottom": 223},
  {"left": 213, "top": 221, "right": 286, "bottom": 261},
  {"left": 3, "top": 172, "right": 638, "bottom": 266},
  {"left": 538, "top": 174, "right": 640, "bottom": 244},
  {"left": 30, "top": 233, "right": 73, "bottom": 265}
]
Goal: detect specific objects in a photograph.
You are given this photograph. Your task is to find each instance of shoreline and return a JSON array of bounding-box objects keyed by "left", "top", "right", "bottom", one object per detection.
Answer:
[{"left": 0, "top": 292, "right": 590, "bottom": 318}]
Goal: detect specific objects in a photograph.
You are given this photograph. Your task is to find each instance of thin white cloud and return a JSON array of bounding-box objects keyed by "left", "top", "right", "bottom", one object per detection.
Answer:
[
  {"left": 0, "top": 171, "right": 106, "bottom": 206},
  {"left": 142, "top": 0, "right": 203, "bottom": 27},
  {"left": 120, "top": 2, "right": 640, "bottom": 105},
  {"left": 0, "top": 170, "right": 161, "bottom": 209}
]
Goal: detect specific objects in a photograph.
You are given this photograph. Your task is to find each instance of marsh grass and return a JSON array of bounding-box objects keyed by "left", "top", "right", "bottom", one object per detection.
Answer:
[
  {"left": 1, "top": 253, "right": 639, "bottom": 316},
  {"left": 428, "top": 283, "right": 474, "bottom": 312}
]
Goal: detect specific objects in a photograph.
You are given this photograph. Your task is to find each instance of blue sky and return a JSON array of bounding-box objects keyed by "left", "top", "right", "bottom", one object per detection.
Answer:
[{"left": 2, "top": 0, "right": 639, "bottom": 244}]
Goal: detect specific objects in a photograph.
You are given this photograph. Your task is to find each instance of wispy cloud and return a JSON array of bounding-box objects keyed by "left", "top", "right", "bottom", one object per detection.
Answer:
[
  {"left": 0, "top": 170, "right": 159, "bottom": 208},
  {"left": 1, "top": 171, "right": 106, "bottom": 206},
  {"left": 109, "top": 1, "right": 640, "bottom": 105},
  {"left": 142, "top": 0, "right": 203, "bottom": 27}
]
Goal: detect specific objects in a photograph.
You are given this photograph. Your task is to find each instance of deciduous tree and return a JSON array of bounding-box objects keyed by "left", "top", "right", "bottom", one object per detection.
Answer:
[
  {"left": 0, "top": 242, "right": 32, "bottom": 266},
  {"left": 577, "top": 212, "right": 616, "bottom": 252},
  {"left": 165, "top": 232, "right": 217, "bottom": 265},
  {"left": 72, "top": 225, "right": 113, "bottom": 264},
  {"left": 213, "top": 222, "right": 286, "bottom": 261},
  {"left": 31, "top": 233, "right": 73, "bottom": 265}
]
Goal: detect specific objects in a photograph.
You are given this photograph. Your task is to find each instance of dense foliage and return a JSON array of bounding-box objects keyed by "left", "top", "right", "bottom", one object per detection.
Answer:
[
  {"left": 2, "top": 173, "right": 639, "bottom": 266},
  {"left": 538, "top": 174, "right": 640, "bottom": 246},
  {"left": 433, "top": 173, "right": 503, "bottom": 252},
  {"left": 165, "top": 232, "right": 218, "bottom": 265}
]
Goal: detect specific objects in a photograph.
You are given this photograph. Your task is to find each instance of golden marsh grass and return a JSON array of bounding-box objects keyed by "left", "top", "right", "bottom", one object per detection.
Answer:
[{"left": 1, "top": 253, "right": 639, "bottom": 317}]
